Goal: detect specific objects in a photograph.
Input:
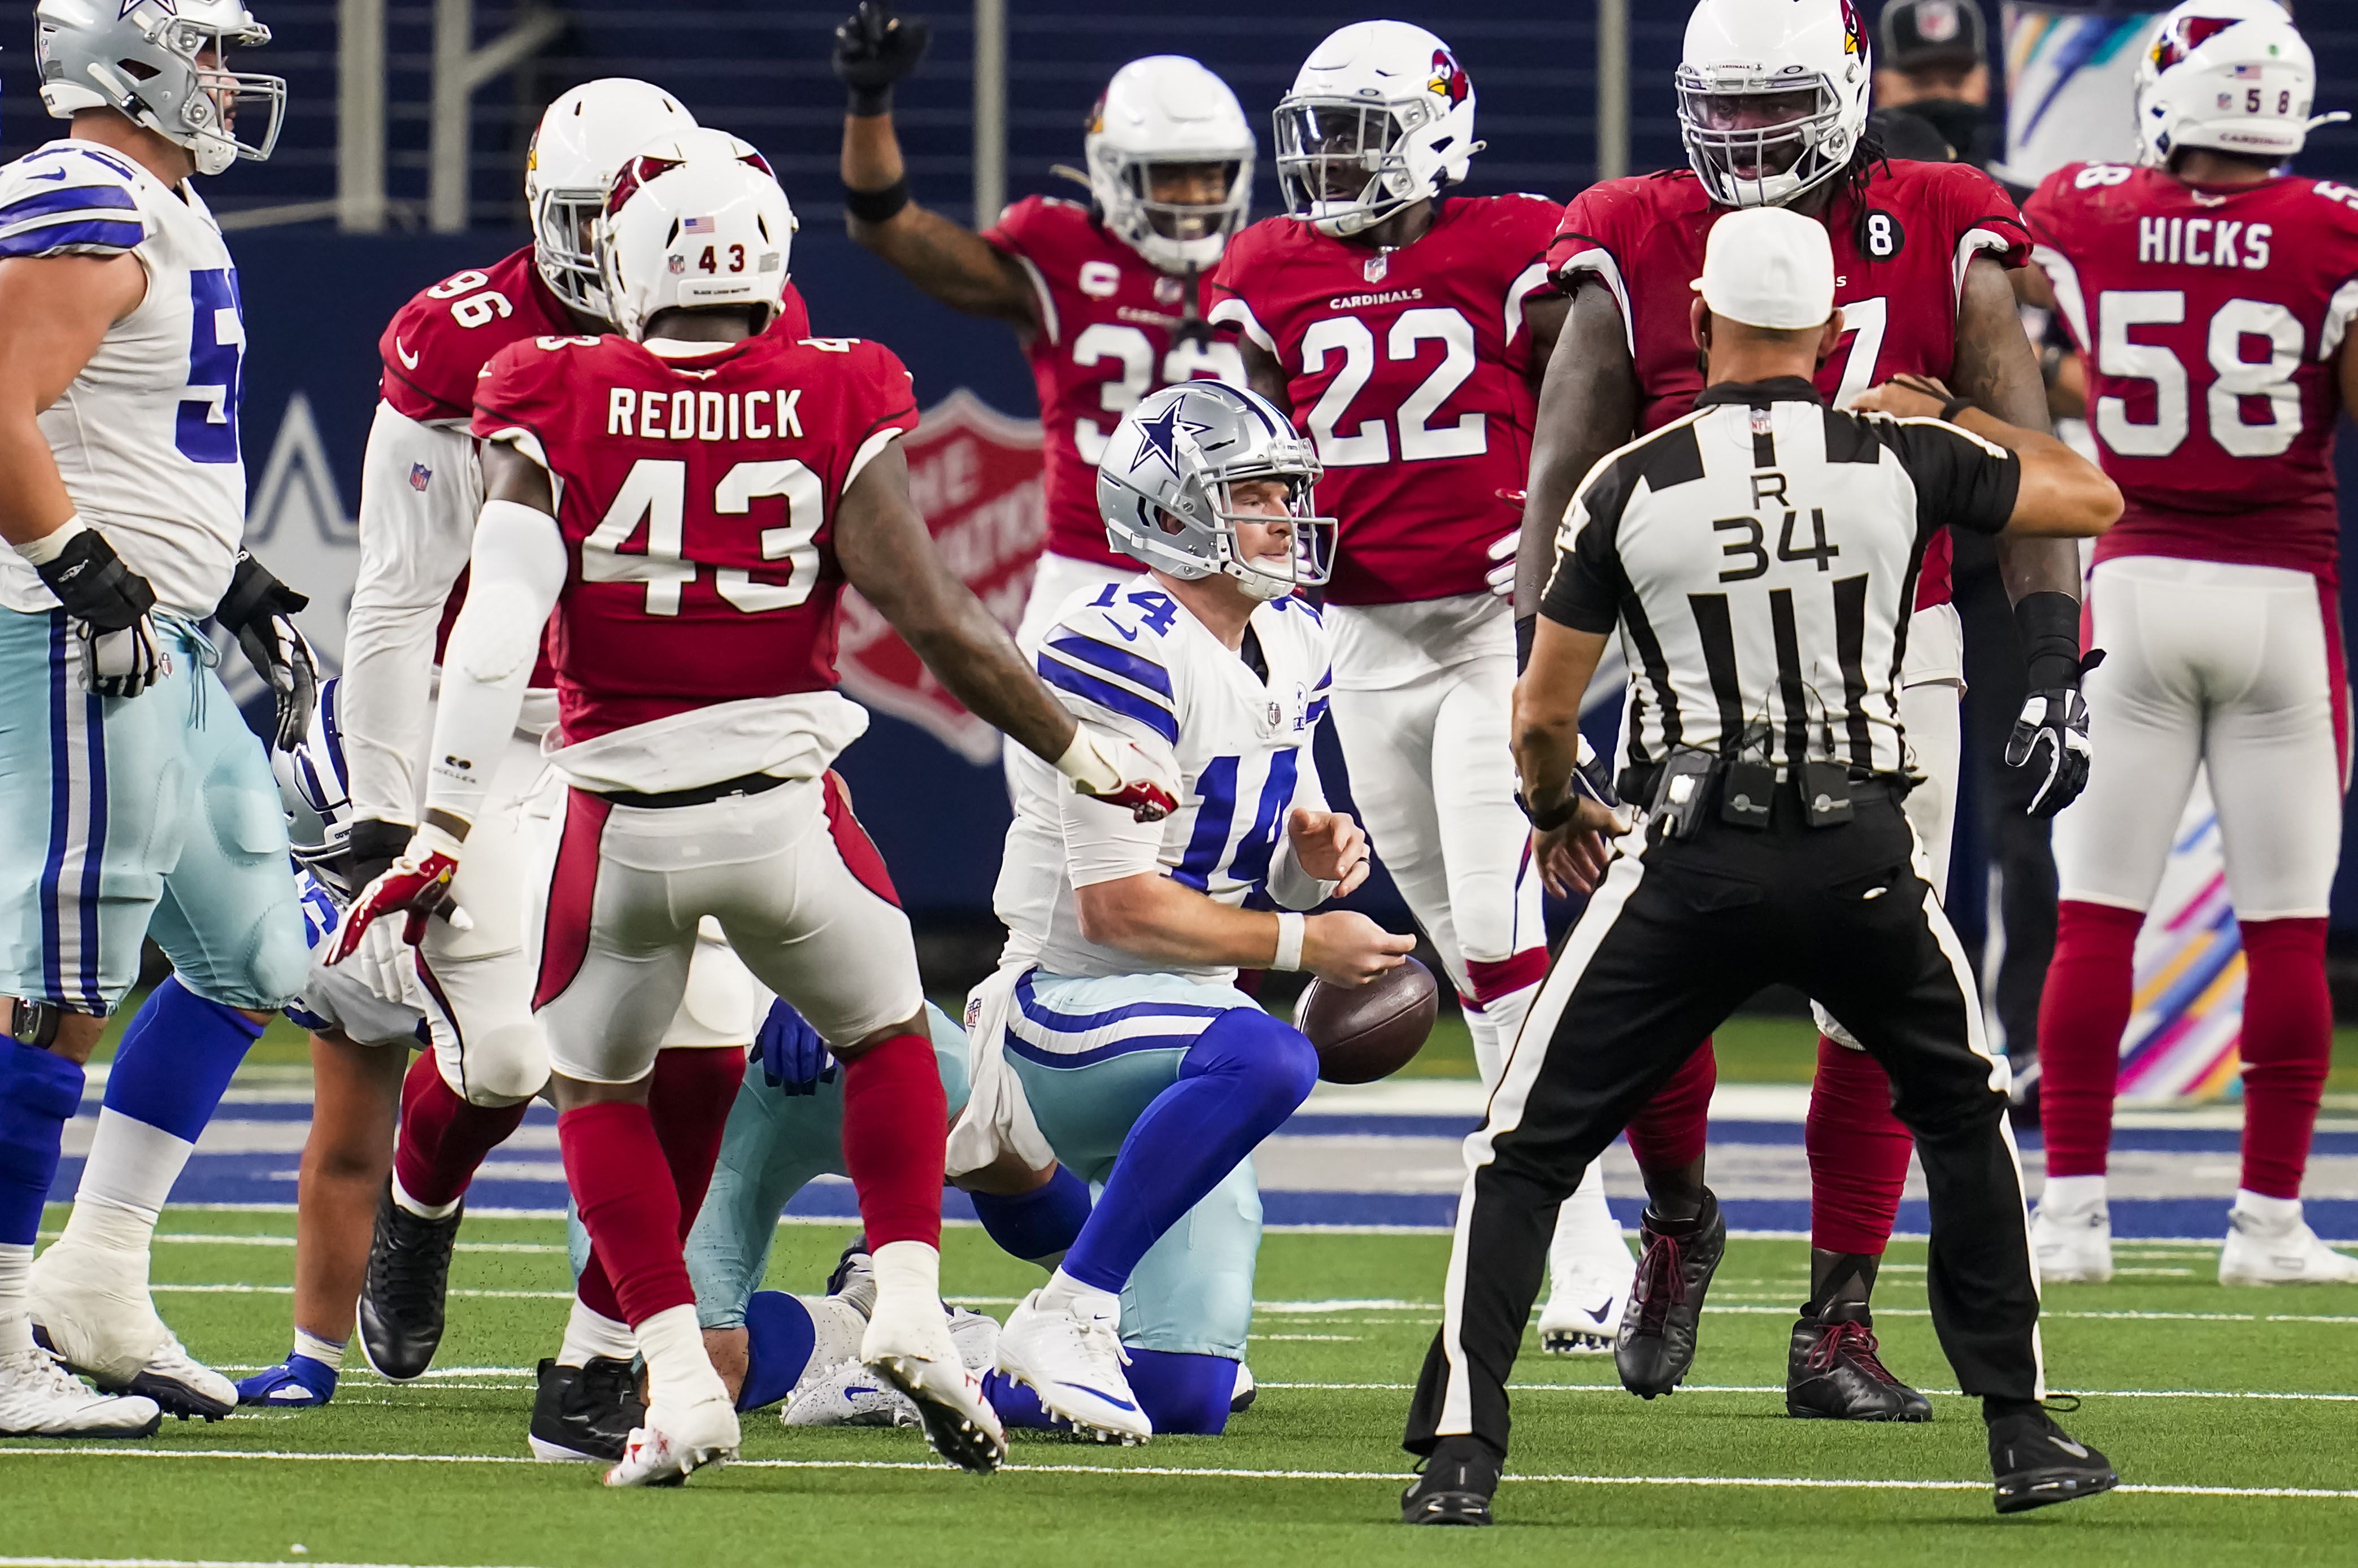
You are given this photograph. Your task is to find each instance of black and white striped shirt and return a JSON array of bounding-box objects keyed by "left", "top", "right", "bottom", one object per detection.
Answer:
[{"left": 1542, "top": 377, "right": 2021, "bottom": 778}]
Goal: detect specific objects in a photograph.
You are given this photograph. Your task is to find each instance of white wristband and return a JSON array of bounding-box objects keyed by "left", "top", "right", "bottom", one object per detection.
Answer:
[
  {"left": 13, "top": 515, "right": 87, "bottom": 569},
  {"left": 1053, "top": 725, "right": 1120, "bottom": 791},
  {"left": 1272, "top": 912, "right": 1306, "bottom": 973}
]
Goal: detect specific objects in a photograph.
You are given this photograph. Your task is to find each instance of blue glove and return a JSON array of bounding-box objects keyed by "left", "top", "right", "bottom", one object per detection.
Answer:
[{"left": 753, "top": 996, "right": 834, "bottom": 1095}]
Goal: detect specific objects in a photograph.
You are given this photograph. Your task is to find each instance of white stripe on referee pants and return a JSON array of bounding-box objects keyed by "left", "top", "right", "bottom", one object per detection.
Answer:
[{"left": 1435, "top": 844, "right": 1652, "bottom": 1439}]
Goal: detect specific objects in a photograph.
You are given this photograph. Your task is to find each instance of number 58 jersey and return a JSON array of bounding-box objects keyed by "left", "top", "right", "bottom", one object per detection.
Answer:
[
  {"left": 0, "top": 140, "right": 250, "bottom": 620},
  {"left": 2025, "top": 164, "right": 2358, "bottom": 581},
  {"left": 471, "top": 330, "right": 919, "bottom": 789}
]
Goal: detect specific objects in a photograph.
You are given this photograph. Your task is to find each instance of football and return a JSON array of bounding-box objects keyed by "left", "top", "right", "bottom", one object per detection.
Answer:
[{"left": 1294, "top": 956, "right": 1441, "bottom": 1084}]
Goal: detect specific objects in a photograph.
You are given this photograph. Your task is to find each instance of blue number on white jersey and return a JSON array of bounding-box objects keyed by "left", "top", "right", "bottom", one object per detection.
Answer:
[
  {"left": 176, "top": 267, "right": 243, "bottom": 464},
  {"left": 1175, "top": 750, "right": 1301, "bottom": 897}
]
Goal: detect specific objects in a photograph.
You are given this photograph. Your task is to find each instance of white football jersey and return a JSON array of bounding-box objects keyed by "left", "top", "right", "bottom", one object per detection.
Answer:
[
  {"left": 0, "top": 140, "right": 248, "bottom": 620},
  {"left": 998, "top": 573, "right": 1334, "bottom": 981}
]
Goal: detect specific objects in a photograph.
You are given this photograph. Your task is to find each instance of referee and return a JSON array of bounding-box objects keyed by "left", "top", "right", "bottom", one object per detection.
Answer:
[{"left": 1399, "top": 207, "right": 2122, "bottom": 1525}]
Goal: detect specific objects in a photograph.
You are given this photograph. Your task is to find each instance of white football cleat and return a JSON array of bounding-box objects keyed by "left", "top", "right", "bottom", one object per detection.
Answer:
[
  {"left": 994, "top": 1287, "right": 1152, "bottom": 1446},
  {"left": 2220, "top": 1206, "right": 2358, "bottom": 1286},
  {"left": 0, "top": 1343, "right": 162, "bottom": 1438},
  {"left": 861, "top": 1295, "right": 1007, "bottom": 1473},
  {"left": 2029, "top": 1196, "right": 2113, "bottom": 1285},
  {"left": 782, "top": 1358, "right": 919, "bottom": 1429},
  {"left": 602, "top": 1393, "right": 739, "bottom": 1487},
  {"left": 947, "top": 1305, "right": 999, "bottom": 1370},
  {"left": 28, "top": 1240, "right": 235, "bottom": 1419},
  {"left": 1538, "top": 1225, "right": 1637, "bottom": 1355}
]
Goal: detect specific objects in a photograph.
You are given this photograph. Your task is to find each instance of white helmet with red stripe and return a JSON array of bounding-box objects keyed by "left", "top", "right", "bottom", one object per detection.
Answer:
[
  {"left": 1274, "top": 21, "right": 1482, "bottom": 238},
  {"left": 527, "top": 79, "right": 698, "bottom": 317},
  {"left": 1676, "top": 0, "right": 1874, "bottom": 210},
  {"left": 597, "top": 147, "right": 797, "bottom": 342},
  {"left": 2134, "top": 1, "right": 2342, "bottom": 167}
]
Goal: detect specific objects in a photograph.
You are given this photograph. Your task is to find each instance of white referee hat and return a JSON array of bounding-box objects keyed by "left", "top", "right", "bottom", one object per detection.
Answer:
[{"left": 1692, "top": 207, "right": 1837, "bottom": 331}]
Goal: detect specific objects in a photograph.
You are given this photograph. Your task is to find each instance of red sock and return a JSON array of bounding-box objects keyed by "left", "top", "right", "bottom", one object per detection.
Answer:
[
  {"left": 2238, "top": 917, "right": 2331, "bottom": 1200},
  {"left": 393, "top": 1051, "right": 528, "bottom": 1208},
  {"left": 839, "top": 1033, "right": 946, "bottom": 1251},
  {"left": 1627, "top": 1043, "right": 1715, "bottom": 1171},
  {"left": 558, "top": 1100, "right": 691, "bottom": 1327},
  {"left": 576, "top": 1255, "right": 623, "bottom": 1323},
  {"left": 1806, "top": 1036, "right": 1912, "bottom": 1254},
  {"left": 648, "top": 1047, "right": 747, "bottom": 1232},
  {"left": 2037, "top": 900, "right": 2142, "bottom": 1179}
]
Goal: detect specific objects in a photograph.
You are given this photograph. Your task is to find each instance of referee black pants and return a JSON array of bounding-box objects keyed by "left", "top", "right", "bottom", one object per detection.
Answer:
[{"left": 1403, "top": 784, "right": 2043, "bottom": 1461}]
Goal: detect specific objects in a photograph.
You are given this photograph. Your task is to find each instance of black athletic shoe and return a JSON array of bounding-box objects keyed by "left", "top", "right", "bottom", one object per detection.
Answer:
[
  {"left": 1990, "top": 1409, "right": 2118, "bottom": 1514},
  {"left": 527, "top": 1356, "right": 646, "bottom": 1464},
  {"left": 356, "top": 1180, "right": 462, "bottom": 1381},
  {"left": 1616, "top": 1192, "right": 1724, "bottom": 1399},
  {"left": 1786, "top": 1303, "right": 1932, "bottom": 1422},
  {"left": 1401, "top": 1438, "right": 1502, "bottom": 1526}
]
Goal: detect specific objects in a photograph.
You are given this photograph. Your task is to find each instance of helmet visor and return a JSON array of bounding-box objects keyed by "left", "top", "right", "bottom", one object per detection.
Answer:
[{"left": 1275, "top": 101, "right": 1406, "bottom": 213}]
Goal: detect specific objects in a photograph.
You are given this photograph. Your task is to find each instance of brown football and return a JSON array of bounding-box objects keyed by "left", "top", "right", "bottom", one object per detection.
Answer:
[{"left": 1293, "top": 956, "right": 1440, "bottom": 1084}]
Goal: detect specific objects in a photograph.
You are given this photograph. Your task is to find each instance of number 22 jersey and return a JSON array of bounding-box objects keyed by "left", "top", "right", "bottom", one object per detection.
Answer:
[{"left": 2025, "top": 163, "right": 2358, "bottom": 582}]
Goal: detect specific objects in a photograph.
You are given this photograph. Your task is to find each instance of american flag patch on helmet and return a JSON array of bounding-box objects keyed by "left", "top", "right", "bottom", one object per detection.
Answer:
[{"left": 682, "top": 215, "right": 716, "bottom": 234}]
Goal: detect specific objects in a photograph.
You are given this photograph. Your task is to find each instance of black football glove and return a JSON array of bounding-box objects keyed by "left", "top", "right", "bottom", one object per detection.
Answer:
[
  {"left": 346, "top": 817, "right": 413, "bottom": 895},
  {"left": 833, "top": 1, "right": 931, "bottom": 116},
  {"left": 2006, "top": 651, "right": 2104, "bottom": 817},
  {"left": 36, "top": 525, "right": 163, "bottom": 699},
  {"left": 216, "top": 551, "right": 317, "bottom": 752}
]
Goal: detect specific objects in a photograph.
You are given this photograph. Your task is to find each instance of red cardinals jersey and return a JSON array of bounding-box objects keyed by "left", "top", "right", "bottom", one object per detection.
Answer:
[
  {"left": 471, "top": 331, "right": 920, "bottom": 744},
  {"left": 982, "top": 195, "right": 1244, "bottom": 569},
  {"left": 2025, "top": 163, "right": 2358, "bottom": 582},
  {"left": 1204, "top": 195, "right": 1561, "bottom": 606},
  {"left": 1550, "top": 163, "right": 2036, "bottom": 608}
]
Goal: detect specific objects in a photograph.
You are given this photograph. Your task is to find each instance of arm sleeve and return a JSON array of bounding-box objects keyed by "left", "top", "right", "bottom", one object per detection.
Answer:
[
  {"left": 1876, "top": 415, "right": 2025, "bottom": 537},
  {"left": 340, "top": 404, "right": 485, "bottom": 825},
  {"left": 421, "top": 501, "right": 567, "bottom": 830}
]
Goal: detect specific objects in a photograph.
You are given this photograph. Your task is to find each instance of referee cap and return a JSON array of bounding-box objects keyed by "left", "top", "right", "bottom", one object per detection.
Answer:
[{"left": 1692, "top": 207, "right": 1836, "bottom": 330}]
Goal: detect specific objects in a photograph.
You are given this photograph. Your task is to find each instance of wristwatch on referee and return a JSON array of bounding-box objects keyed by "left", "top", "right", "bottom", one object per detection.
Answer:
[{"left": 1515, "top": 783, "right": 1584, "bottom": 833}]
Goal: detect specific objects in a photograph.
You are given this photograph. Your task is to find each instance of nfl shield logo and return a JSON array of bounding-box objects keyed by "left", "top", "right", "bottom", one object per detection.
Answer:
[
  {"left": 408, "top": 462, "right": 432, "bottom": 492},
  {"left": 1363, "top": 254, "right": 1389, "bottom": 284},
  {"left": 1749, "top": 408, "right": 1773, "bottom": 436},
  {"left": 1154, "top": 275, "right": 1184, "bottom": 305}
]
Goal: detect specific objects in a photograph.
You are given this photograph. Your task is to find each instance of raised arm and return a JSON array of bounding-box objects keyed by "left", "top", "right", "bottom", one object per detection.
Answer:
[
  {"left": 1512, "top": 285, "right": 1640, "bottom": 645},
  {"left": 1852, "top": 378, "right": 2120, "bottom": 540},
  {"left": 1952, "top": 254, "right": 2082, "bottom": 603}
]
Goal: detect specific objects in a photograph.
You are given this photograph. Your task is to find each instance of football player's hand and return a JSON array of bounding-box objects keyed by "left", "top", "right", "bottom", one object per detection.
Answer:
[
  {"left": 216, "top": 551, "right": 317, "bottom": 751},
  {"left": 75, "top": 617, "right": 165, "bottom": 700},
  {"left": 1485, "top": 529, "right": 1519, "bottom": 600},
  {"left": 1059, "top": 722, "right": 1180, "bottom": 822},
  {"left": 1286, "top": 807, "right": 1370, "bottom": 896},
  {"left": 328, "top": 825, "right": 471, "bottom": 962},
  {"left": 2007, "top": 685, "right": 2094, "bottom": 817},
  {"left": 1850, "top": 374, "right": 1953, "bottom": 419},
  {"left": 834, "top": 1, "right": 931, "bottom": 112},
  {"left": 1301, "top": 911, "right": 1415, "bottom": 988},
  {"left": 1532, "top": 807, "right": 1627, "bottom": 899},
  {"left": 753, "top": 997, "right": 835, "bottom": 1095},
  {"left": 31, "top": 521, "right": 164, "bottom": 699}
]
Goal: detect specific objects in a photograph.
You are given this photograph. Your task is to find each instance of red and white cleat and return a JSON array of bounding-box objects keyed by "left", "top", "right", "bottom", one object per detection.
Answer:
[
  {"left": 601, "top": 1394, "right": 739, "bottom": 1488},
  {"left": 862, "top": 1295, "right": 1007, "bottom": 1474}
]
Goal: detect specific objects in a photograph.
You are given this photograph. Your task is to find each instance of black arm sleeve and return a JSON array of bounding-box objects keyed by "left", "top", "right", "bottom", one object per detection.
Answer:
[{"left": 1874, "top": 415, "right": 2023, "bottom": 537}]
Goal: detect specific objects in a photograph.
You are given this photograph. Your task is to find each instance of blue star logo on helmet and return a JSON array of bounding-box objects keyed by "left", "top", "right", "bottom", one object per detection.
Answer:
[
  {"left": 1129, "top": 398, "right": 1212, "bottom": 476},
  {"left": 120, "top": 0, "right": 176, "bottom": 17}
]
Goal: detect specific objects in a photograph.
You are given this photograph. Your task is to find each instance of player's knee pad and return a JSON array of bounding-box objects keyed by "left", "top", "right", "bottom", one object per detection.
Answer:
[
  {"left": 1124, "top": 1349, "right": 1239, "bottom": 1437},
  {"left": 441, "top": 1021, "right": 549, "bottom": 1107},
  {"left": 1179, "top": 1007, "right": 1319, "bottom": 1116}
]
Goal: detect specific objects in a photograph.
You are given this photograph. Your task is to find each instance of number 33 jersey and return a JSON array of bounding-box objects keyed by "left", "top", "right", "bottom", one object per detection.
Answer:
[
  {"left": 1549, "top": 163, "right": 2035, "bottom": 609},
  {"left": 0, "top": 140, "right": 250, "bottom": 620},
  {"left": 2025, "top": 164, "right": 2358, "bottom": 581},
  {"left": 471, "top": 330, "right": 919, "bottom": 789}
]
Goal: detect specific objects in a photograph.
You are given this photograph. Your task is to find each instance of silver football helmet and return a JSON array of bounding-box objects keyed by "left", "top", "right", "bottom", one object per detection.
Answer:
[
  {"left": 272, "top": 676, "right": 357, "bottom": 901},
  {"left": 36, "top": 0, "right": 284, "bottom": 177},
  {"left": 1095, "top": 382, "right": 1333, "bottom": 600}
]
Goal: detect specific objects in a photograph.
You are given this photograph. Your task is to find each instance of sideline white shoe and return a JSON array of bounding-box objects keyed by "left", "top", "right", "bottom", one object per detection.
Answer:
[
  {"left": 0, "top": 1344, "right": 162, "bottom": 1438},
  {"left": 862, "top": 1294, "right": 1007, "bottom": 1473},
  {"left": 994, "top": 1287, "right": 1151, "bottom": 1445},
  {"left": 2029, "top": 1197, "right": 2113, "bottom": 1285},
  {"left": 602, "top": 1394, "right": 739, "bottom": 1487},
  {"left": 2220, "top": 1205, "right": 2358, "bottom": 1285},
  {"left": 29, "top": 1240, "right": 234, "bottom": 1419}
]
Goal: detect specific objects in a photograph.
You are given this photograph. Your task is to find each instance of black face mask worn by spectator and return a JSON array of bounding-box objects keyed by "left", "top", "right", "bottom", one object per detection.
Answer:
[{"left": 1901, "top": 95, "right": 1989, "bottom": 161}]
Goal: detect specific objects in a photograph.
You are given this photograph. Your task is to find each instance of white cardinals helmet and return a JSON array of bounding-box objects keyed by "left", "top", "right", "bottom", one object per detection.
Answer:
[
  {"left": 597, "top": 150, "right": 796, "bottom": 342},
  {"left": 527, "top": 79, "right": 698, "bottom": 317},
  {"left": 2135, "top": 1, "right": 2341, "bottom": 167},
  {"left": 1677, "top": 0, "right": 1874, "bottom": 209},
  {"left": 1274, "top": 21, "right": 1482, "bottom": 238},
  {"left": 1085, "top": 56, "right": 1255, "bottom": 274},
  {"left": 35, "top": 0, "right": 284, "bottom": 176}
]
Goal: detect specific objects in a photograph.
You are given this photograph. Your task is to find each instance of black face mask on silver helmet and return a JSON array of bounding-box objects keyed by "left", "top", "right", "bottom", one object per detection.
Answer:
[
  {"left": 1094, "top": 381, "right": 1335, "bottom": 601},
  {"left": 36, "top": 0, "right": 285, "bottom": 177}
]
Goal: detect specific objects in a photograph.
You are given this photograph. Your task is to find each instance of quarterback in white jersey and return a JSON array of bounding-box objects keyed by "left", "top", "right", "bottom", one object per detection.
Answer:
[
  {"left": 951, "top": 381, "right": 1412, "bottom": 1442},
  {"left": 0, "top": 0, "right": 309, "bottom": 1440}
]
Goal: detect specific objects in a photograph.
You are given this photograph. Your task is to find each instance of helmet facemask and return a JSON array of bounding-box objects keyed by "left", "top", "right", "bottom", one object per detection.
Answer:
[
  {"left": 1200, "top": 453, "right": 1336, "bottom": 600},
  {"left": 533, "top": 181, "right": 611, "bottom": 315},
  {"left": 1098, "top": 154, "right": 1250, "bottom": 272},
  {"left": 1275, "top": 98, "right": 1425, "bottom": 236},
  {"left": 1677, "top": 67, "right": 1853, "bottom": 208}
]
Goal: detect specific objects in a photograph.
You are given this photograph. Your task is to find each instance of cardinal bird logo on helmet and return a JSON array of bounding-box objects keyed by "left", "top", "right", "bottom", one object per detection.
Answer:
[
  {"left": 1838, "top": 0, "right": 1865, "bottom": 56},
  {"left": 2151, "top": 14, "right": 2243, "bottom": 73},
  {"left": 1427, "top": 49, "right": 1470, "bottom": 107}
]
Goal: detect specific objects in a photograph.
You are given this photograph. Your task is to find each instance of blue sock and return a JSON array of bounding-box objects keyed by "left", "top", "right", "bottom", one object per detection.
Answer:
[
  {"left": 234, "top": 1349, "right": 338, "bottom": 1406},
  {"left": 983, "top": 1369, "right": 1063, "bottom": 1430},
  {"left": 101, "top": 977, "right": 263, "bottom": 1143},
  {"left": 1061, "top": 1009, "right": 1317, "bottom": 1295},
  {"left": 737, "top": 1290, "right": 818, "bottom": 1412},
  {"left": 969, "top": 1165, "right": 1092, "bottom": 1266},
  {"left": 1125, "top": 1349, "right": 1238, "bottom": 1436},
  {"left": 0, "top": 1042, "right": 84, "bottom": 1247}
]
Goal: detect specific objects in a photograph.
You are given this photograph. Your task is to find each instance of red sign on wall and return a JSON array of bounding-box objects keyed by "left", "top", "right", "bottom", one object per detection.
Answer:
[{"left": 835, "top": 390, "right": 1046, "bottom": 764}]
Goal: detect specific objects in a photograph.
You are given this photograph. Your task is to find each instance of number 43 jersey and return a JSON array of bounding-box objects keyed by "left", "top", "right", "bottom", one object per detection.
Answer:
[
  {"left": 471, "top": 330, "right": 919, "bottom": 790},
  {"left": 2025, "top": 164, "right": 2358, "bottom": 581},
  {"left": 0, "top": 140, "right": 251, "bottom": 620}
]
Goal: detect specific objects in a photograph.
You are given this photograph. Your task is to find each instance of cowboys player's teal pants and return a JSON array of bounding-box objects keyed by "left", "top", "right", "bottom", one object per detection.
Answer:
[
  {"left": 659, "top": 989, "right": 1263, "bottom": 1360},
  {"left": 0, "top": 610, "right": 307, "bottom": 1014}
]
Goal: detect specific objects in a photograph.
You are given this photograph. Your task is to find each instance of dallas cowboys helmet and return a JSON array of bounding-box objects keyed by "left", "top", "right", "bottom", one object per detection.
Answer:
[
  {"left": 1095, "top": 382, "right": 1334, "bottom": 600},
  {"left": 272, "top": 676, "right": 358, "bottom": 901},
  {"left": 36, "top": 0, "right": 285, "bottom": 177}
]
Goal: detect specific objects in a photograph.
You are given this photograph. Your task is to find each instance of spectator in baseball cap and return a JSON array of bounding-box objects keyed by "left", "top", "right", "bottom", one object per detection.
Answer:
[{"left": 1872, "top": 0, "right": 1994, "bottom": 164}]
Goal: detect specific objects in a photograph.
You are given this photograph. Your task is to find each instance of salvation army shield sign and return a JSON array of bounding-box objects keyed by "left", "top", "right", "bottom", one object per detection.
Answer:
[{"left": 835, "top": 390, "right": 1046, "bottom": 763}]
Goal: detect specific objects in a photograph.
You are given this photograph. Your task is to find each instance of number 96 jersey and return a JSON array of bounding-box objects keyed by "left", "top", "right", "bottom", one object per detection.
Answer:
[{"left": 471, "top": 331, "right": 919, "bottom": 781}]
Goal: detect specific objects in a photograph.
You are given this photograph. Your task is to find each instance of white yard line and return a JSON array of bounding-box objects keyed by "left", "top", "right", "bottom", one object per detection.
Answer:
[
  {"left": 0, "top": 1558, "right": 549, "bottom": 1568},
  {"left": 1259, "top": 1381, "right": 2358, "bottom": 1402}
]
